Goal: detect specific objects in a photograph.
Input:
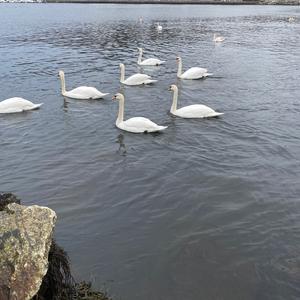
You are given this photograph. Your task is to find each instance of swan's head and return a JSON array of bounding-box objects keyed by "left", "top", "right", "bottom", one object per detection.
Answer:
[
  {"left": 112, "top": 93, "right": 124, "bottom": 101},
  {"left": 58, "top": 70, "right": 64, "bottom": 78},
  {"left": 119, "top": 63, "right": 125, "bottom": 69},
  {"left": 176, "top": 57, "right": 181, "bottom": 64},
  {"left": 138, "top": 47, "right": 143, "bottom": 52},
  {"left": 168, "top": 85, "right": 178, "bottom": 92}
]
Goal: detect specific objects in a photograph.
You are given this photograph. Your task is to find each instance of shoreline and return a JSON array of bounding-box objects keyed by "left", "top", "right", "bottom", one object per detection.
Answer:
[{"left": 44, "top": 0, "right": 300, "bottom": 4}]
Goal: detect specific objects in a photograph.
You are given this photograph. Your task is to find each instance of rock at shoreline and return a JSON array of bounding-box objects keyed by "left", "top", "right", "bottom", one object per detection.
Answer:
[{"left": 0, "top": 199, "right": 57, "bottom": 300}]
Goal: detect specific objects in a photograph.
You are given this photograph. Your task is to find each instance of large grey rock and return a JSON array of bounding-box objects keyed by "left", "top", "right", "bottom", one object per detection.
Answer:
[{"left": 0, "top": 203, "right": 57, "bottom": 300}]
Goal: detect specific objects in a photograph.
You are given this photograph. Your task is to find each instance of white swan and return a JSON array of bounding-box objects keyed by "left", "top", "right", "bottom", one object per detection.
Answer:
[
  {"left": 119, "top": 63, "right": 157, "bottom": 86},
  {"left": 168, "top": 85, "right": 223, "bottom": 118},
  {"left": 176, "top": 57, "right": 212, "bottom": 80},
  {"left": 213, "top": 34, "right": 225, "bottom": 42},
  {"left": 59, "top": 70, "right": 108, "bottom": 100},
  {"left": 0, "top": 97, "right": 42, "bottom": 114},
  {"left": 137, "top": 48, "right": 165, "bottom": 66},
  {"left": 288, "top": 17, "right": 295, "bottom": 22},
  {"left": 112, "top": 93, "right": 167, "bottom": 133},
  {"left": 157, "top": 23, "right": 162, "bottom": 31}
]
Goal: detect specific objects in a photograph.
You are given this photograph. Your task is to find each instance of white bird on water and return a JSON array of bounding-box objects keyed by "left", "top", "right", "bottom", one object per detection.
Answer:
[
  {"left": 58, "top": 70, "right": 108, "bottom": 100},
  {"left": 137, "top": 48, "right": 165, "bottom": 66},
  {"left": 213, "top": 33, "right": 225, "bottom": 43},
  {"left": 176, "top": 56, "right": 212, "bottom": 80},
  {"left": 156, "top": 23, "right": 162, "bottom": 31},
  {"left": 0, "top": 97, "right": 42, "bottom": 114},
  {"left": 119, "top": 63, "right": 157, "bottom": 86},
  {"left": 168, "top": 85, "right": 223, "bottom": 118},
  {"left": 288, "top": 16, "right": 295, "bottom": 22},
  {"left": 112, "top": 93, "right": 167, "bottom": 133}
]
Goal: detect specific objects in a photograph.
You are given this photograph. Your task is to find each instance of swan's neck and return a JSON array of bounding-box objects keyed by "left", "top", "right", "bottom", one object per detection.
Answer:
[
  {"left": 117, "top": 98, "right": 124, "bottom": 125},
  {"left": 177, "top": 60, "right": 182, "bottom": 77},
  {"left": 171, "top": 89, "right": 178, "bottom": 113},
  {"left": 138, "top": 50, "right": 142, "bottom": 64},
  {"left": 60, "top": 73, "right": 66, "bottom": 95},
  {"left": 120, "top": 65, "right": 125, "bottom": 83}
]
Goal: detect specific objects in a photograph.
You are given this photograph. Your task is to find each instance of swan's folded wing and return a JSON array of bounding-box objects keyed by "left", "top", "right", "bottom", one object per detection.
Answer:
[
  {"left": 0, "top": 98, "right": 41, "bottom": 113},
  {"left": 123, "top": 117, "right": 166, "bottom": 132},
  {"left": 181, "top": 67, "right": 208, "bottom": 79},
  {"left": 176, "top": 104, "right": 222, "bottom": 118},
  {"left": 67, "top": 86, "right": 106, "bottom": 99},
  {"left": 125, "top": 74, "right": 152, "bottom": 85},
  {"left": 123, "top": 117, "right": 157, "bottom": 128},
  {"left": 141, "top": 58, "right": 164, "bottom": 65}
]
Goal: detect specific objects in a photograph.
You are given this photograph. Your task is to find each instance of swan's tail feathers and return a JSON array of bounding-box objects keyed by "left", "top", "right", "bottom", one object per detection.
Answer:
[
  {"left": 100, "top": 93, "right": 109, "bottom": 98},
  {"left": 32, "top": 103, "right": 43, "bottom": 110},
  {"left": 144, "top": 79, "right": 158, "bottom": 85},
  {"left": 204, "top": 73, "right": 213, "bottom": 77},
  {"left": 159, "top": 61, "right": 166, "bottom": 65},
  {"left": 157, "top": 125, "right": 168, "bottom": 132},
  {"left": 210, "top": 112, "right": 224, "bottom": 117}
]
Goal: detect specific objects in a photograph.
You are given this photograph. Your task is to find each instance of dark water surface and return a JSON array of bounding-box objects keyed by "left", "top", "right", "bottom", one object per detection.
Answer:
[{"left": 1, "top": 4, "right": 300, "bottom": 299}]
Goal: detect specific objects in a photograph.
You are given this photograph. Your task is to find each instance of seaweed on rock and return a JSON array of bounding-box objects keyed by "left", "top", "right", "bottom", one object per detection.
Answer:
[
  {"left": 0, "top": 193, "right": 20, "bottom": 211},
  {"left": 0, "top": 193, "right": 112, "bottom": 300},
  {"left": 33, "top": 240, "right": 77, "bottom": 300}
]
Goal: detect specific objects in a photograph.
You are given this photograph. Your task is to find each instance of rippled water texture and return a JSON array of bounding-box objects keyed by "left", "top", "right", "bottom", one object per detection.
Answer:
[{"left": 1, "top": 4, "right": 300, "bottom": 299}]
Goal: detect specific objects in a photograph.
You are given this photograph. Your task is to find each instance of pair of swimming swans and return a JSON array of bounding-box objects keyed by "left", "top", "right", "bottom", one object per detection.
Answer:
[
  {"left": 121, "top": 53, "right": 212, "bottom": 85},
  {"left": 112, "top": 85, "right": 223, "bottom": 134}
]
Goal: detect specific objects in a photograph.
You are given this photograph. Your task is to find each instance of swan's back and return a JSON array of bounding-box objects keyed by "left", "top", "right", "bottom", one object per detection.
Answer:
[
  {"left": 119, "top": 117, "right": 167, "bottom": 133},
  {"left": 140, "top": 58, "right": 164, "bottom": 66},
  {"left": 66, "top": 86, "right": 103, "bottom": 98},
  {"left": 181, "top": 67, "right": 208, "bottom": 79},
  {"left": 0, "top": 97, "right": 42, "bottom": 113},
  {"left": 124, "top": 73, "right": 151, "bottom": 85},
  {"left": 175, "top": 104, "right": 223, "bottom": 118}
]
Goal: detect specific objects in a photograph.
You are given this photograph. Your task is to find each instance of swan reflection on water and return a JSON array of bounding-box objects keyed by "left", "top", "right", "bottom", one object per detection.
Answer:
[
  {"left": 63, "top": 97, "right": 69, "bottom": 111},
  {"left": 116, "top": 133, "right": 126, "bottom": 156}
]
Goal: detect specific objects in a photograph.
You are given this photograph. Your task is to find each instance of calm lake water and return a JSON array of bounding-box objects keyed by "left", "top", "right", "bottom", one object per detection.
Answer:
[{"left": 1, "top": 3, "right": 300, "bottom": 299}]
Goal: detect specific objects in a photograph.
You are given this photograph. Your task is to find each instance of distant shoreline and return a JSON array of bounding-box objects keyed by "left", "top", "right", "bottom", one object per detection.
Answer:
[{"left": 45, "top": 0, "right": 300, "bottom": 4}]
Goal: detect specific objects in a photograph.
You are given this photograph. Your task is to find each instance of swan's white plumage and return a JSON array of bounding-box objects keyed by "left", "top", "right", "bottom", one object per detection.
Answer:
[
  {"left": 118, "top": 117, "right": 167, "bottom": 133},
  {"left": 0, "top": 97, "right": 43, "bottom": 114},
  {"left": 180, "top": 67, "right": 210, "bottom": 79},
  {"left": 137, "top": 48, "right": 165, "bottom": 66},
  {"left": 59, "top": 70, "right": 108, "bottom": 100},
  {"left": 213, "top": 34, "right": 225, "bottom": 42},
  {"left": 113, "top": 93, "right": 167, "bottom": 133},
  {"left": 176, "top": 57, "right": 212, "bottom": 80},
  {"left": 120, "top": 63, "right": 157, "bottom": 86},
  {"left": 64, "top": 87, "right": 108, "bottom": 100},
  {"left": 168, "top": 85, "right": 223, "bottom": 118},
  {"left": 174, "top": 105, "right": 224, "bottom": 118}
]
